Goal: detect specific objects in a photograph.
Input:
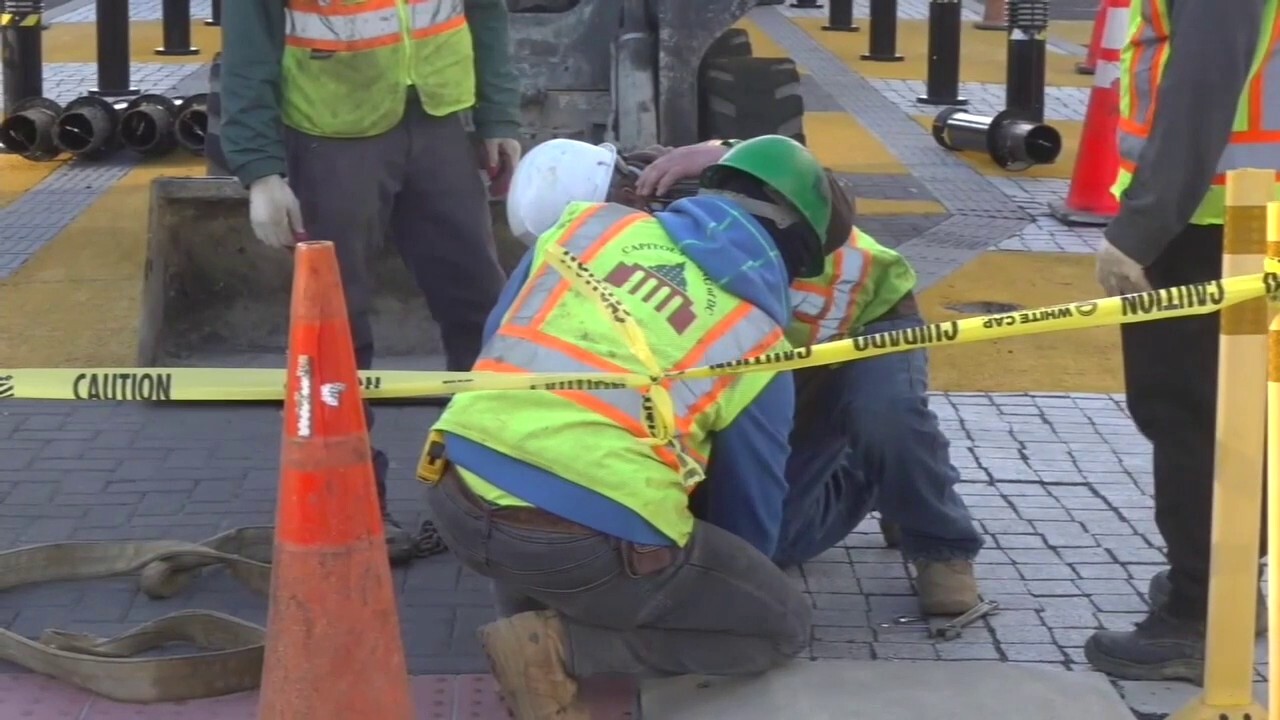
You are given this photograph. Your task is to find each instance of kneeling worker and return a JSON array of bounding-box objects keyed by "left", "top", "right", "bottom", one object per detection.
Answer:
[
  {"left": 422, "top": 135, "right": 853, "bottom": 719},
  {"left": 511, "top": 139, "right": 986, "bottom": 615}
]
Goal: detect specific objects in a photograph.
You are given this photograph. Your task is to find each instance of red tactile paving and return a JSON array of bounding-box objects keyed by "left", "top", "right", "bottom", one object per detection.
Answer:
[{"left": 0, "top": 673, "right": 639, "bottom": 719}]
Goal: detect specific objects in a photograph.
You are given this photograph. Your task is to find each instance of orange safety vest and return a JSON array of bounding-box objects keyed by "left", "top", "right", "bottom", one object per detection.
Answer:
[
  {"left": 432, "top": 201, "right": 791, "bottom": 545},
  {"left": 1113, "top": 0, "right": 1280, "bottom": 225}
]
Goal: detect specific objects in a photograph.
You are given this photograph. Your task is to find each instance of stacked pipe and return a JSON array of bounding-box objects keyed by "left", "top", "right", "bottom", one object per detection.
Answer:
[{"left": 0, "top": 92, "right": 210, "bottom": 161}]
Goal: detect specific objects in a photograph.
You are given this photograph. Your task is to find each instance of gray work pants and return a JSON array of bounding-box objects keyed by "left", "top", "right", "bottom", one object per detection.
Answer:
[
  {"left": 283, "top": 98, "right": 506, "bottom": 373},
  {"left": 285, "top": 99, "right": 506, "bottom": 507},
  {"left": 425, "top": 471, "right": 812, "bottom": 677}
]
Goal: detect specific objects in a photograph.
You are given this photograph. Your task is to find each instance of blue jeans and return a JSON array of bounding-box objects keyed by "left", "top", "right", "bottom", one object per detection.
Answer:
[{"left": 774, "top": 313, "right": 985, "bottom": 566}]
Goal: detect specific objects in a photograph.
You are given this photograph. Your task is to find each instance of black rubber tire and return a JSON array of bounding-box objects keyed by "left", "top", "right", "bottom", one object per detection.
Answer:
[
  {"left": 699, "top": 56, "right": 806, "bottom": 144},
  {"left": 703, "top": 27, "right": 754, "bottom": 64}
]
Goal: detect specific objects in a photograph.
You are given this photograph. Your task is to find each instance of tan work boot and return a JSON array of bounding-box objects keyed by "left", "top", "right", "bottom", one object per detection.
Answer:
[
  {"left": 478, "top": 611, "right": 588, "bottom": 720},
  {"left": 914, "top": 559, "right": 980, "bottom": 616}
]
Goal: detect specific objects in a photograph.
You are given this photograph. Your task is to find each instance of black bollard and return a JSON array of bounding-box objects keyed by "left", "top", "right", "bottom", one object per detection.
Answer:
[
  {"left": 861, "top": 0, "right": 903, "bottom": 61},
  {"left": 790, "top": 0, "right": 824, "bottom": 9},
  {"left": 0, "top": 1, "right": 45, "bottom": 115},
  {"left": 156, "top": 0, "right": 199, "bottom": 56},
  {"left": 822, "top": 0, "right": 859, "bottom": 31},
  {"left": 89, "top": 0, "right": 138, "bottom": 96},
  {"left": 917, "top": 0, "right": 966, "bottom": 106},
  {"left": 1004, "top": 0, "right": 1049, "bottom": 122},
  {"left": 205, "top": 0, "right": 221, "bottom": 27}
]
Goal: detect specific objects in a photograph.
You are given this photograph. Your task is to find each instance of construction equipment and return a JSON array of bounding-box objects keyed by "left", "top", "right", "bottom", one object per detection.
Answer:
[{"left": 143, "top": 0, "right": 807, "bottom": 373}]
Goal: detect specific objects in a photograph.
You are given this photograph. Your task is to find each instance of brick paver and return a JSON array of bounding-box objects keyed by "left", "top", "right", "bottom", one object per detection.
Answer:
[{"left": 0, "top": 392, "right": 1258, "bottom": 718}]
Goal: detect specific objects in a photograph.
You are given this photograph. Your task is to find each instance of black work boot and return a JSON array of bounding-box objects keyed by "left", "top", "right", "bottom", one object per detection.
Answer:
[
  {"left": 373, "top": 449, "right": 416, "bottom": 566},
  {"left": 1148, "top": 569, "right": 1267, "bottom": 636},
  {"left": 1083, "top": 607, "right": 1205, "bottom": 683}
]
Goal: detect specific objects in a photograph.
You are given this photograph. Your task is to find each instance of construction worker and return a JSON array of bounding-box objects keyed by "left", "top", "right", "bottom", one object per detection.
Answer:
[
  {"left": 219, "top": 0, "right": 521, "bottom": 562},
  {"left": 1083, "top": 0, "right": 1274, "bottom": 682},
  {"left": 508, "top": 139, "right": 986, "bottom": 615},
  {"left": 423, "top": 135, "right": 853, "bottom": 719}
]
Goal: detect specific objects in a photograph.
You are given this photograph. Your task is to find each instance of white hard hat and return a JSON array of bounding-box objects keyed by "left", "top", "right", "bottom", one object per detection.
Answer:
[{"left": 506, "top": 138, "right": 618, "bottom": 245}]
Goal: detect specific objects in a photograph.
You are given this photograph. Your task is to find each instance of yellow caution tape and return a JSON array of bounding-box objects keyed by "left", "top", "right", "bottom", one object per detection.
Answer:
[{"left": 2, "top": 272, "right": 1278, "bottom": 404}]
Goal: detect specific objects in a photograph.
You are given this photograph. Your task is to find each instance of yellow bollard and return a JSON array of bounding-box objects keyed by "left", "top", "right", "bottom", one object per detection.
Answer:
[
  {"left": 1268, "top": 202, "right": 1280, "bottom": 720},
  {"left": 1170, "top": 168, "right": 1272, "bottom": 720}
]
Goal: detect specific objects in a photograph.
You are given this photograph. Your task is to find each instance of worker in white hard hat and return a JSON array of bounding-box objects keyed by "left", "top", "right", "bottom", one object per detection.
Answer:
[{"left": 506, "top": 138, "right": 986, "bottom": 617}]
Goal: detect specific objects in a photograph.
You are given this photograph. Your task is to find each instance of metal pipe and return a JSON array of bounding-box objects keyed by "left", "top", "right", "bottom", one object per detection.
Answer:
[
  {"left": 0, "top": 96, "right": 60, "bottom": 160},
  {"left": 917, "top": 0, "right": 967, "bottom": 106},
  {"left": 174, "top": 93, "right": 210, "bottom": 155},
  {"left": 931, "top": 107, "right": 1061, "bottom": 171},
  {"left": 1005, "top": 0, "right": 1049, "bottom": 122},
  {"left": 205, "top": 0, "right": 221, "bottom": 27},
  {"left": 861, "top": 0, "right": 903, "bottom": 62},
  {"left": 1, "top": 1, "right": 45, "bottom": 116},
  {"left": 822, "top": 0, "right": 859, "bottom": 32},
  {"left": 119, "top": 94, "right": 180, "bottom": 156},
  {"left": 54, "top": 96, "right": 129, "bottom": 159},
  {"left": 156, "top": 0, "right": 199, "bottom": 56},
  {"left": 89, "top": 0, "right": 138, "bottom": 97}
]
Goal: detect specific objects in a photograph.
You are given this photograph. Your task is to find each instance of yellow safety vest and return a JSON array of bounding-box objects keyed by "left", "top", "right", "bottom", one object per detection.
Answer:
[
  {"left": 432, "top": 202, "right": 792, "bottom": 546},
  {"left": 786, "top": 228, "right": 917, "bottom": 346},
  {"left": 282, "top": 0, "right": 476, "bottom": 138},
  {"left": 1113, "top": 0, "right": 1280, "bottom": 225}
]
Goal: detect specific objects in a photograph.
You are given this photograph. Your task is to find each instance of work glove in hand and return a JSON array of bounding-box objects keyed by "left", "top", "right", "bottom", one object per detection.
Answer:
[
  {"left": 479, "top": 138, "right": 522, "bottom": 197},
  {"left": 1095, "top": 240, "right": 1152, "bottom": 296},
  {"left": 248, "top": 175, "right": 304, "bottom": 250},
  {"left": 636, "top": 142, "right": 730, "bottom": 197}
]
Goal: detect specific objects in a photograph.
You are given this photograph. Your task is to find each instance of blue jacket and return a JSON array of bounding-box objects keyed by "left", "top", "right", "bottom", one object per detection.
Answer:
[{"left": 442, "top": 198, "right": 795, "bottom": 557}]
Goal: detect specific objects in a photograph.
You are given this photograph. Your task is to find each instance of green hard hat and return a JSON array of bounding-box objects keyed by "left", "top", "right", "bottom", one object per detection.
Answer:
[{"left": 703, "top": 135, "right": 851, "bottom": 256}]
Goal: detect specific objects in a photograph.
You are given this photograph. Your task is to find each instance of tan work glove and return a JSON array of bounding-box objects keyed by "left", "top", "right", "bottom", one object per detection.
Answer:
[
  {"left": 479, "top": 138, "right": 522, "bottom": 196},
  {"left": 636, "top": 142, "right": 731, "bottom": 197},
  {"left": 1095, "top": 240, "right": 1152, "bottom": 296},
  {"left": 248, "top": 175, "right": 304, "bottom": 250}
]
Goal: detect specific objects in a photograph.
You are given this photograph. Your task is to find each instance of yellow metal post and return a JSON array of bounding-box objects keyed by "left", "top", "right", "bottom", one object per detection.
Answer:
[
  {"left": 1267, "top": 201, "right": 1280, "bottom": 720},
  {"left": 1170, "top": 169, "right": 1271, "bottom": 720}
]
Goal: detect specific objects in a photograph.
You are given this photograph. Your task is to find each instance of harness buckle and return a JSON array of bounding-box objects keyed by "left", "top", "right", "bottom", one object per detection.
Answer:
[{"left": 416, "top": 430, "right": 450, "bottom": 485}]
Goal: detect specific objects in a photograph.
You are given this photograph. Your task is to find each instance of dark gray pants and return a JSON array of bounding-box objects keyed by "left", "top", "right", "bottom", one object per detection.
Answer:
[
  {"left": 285, "top": 99, "right": 505, "bottom": 505},
  {"left": 426, "top": 472, "right": 812, "bottom": 677}
]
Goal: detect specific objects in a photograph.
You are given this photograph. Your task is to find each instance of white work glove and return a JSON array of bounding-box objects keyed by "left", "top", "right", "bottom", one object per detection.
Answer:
[
  {"left": 248, "top": 174, "right": 305, "bottom": 249},
  {"left": 479, "top": 138, "right": 522, "bottom": 196},
  {"left": 1095, "top": 240, "right": 1152, "bottom": 296}
]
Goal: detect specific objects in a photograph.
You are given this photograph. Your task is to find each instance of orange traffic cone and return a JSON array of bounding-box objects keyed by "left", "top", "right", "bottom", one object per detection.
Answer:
[
  {"left": 1074, "top": 2, "right": 1105, "bottom": 75},
  {"left": 1048, "top": 0, "right": 1127, "bottom": 226},
  {"left": 256, "top": 240, "right": 414, "bottom": 720}
]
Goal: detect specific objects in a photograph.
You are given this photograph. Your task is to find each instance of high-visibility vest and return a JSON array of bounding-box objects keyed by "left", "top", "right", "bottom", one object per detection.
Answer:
[
  {"left": 433, "top": 202, "right": 791, "bottom": 546},
  {"left": 282, "top": 0, "right": 475, "bottom": 138},
  {"left": 786, "top": 228, "right": 918, "bottom": 346},
  {"left": 1113, "top": 0, "right": 1280, "bottom": 225}
]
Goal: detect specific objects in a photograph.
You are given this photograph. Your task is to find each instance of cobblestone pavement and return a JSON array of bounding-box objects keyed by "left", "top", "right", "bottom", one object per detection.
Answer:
[{"left": 0, "top": 393, "right": 1259, "bottom": 717}]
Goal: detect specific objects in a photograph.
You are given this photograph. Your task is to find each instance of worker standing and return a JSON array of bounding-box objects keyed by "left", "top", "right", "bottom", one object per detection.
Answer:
[
  {"left": 423, "top": 136, "right": 852, "bottom": 719},
  {"left": 219, "top": 0, "right": 521, "bottom": 562},
  {"left": 512, "top": 139, "right": 987, "bottom": 615},
  {"left": 1083, "top": 0, "right": 1273, "bottom": 682}
]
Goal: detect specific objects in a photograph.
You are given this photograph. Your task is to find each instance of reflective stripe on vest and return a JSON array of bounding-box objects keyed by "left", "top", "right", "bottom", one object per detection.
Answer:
[
  {"left": 1115, "top": 0, "right": 1280, "bottom": 223},
  {"left": 285, "top": 0, "right": 465, "bottom": 53},
  {"left": 483, "top": 203, "right": 786, "bottom": 471},
  {"left": 789, "top": 237, "right": 871, "bottom": 346}
]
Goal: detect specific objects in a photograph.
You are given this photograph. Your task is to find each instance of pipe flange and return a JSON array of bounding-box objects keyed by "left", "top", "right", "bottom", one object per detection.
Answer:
[
  {"left": 175, "top": 93, "right": 210, "bottom": 155},
  {"left": 56, "top": 95, "right": 123, "bottom": 160},
  {"left": 930, "top": 106, "right": 964, "bottom": 151},
  {"left": 0, "top": 96, "right": 64, "bottom": 161},
  {"left": 120, "top": 93, "right": 180, "bottom": 156}
]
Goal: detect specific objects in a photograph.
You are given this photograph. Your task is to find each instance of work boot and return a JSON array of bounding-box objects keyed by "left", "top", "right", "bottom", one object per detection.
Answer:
[
  {"left": 478, "top": 611, "right": 588, "bottom": 720},
  {"left": 879, "top": 519, "right": 902, "bottom": 549},
  {"left": 913, "top": 559, "right": 980, "bottom": 615},
  {"left": 1147, "top": 569, "right": 1267, "bottom": 636},
  {"left": 384, "top": 513, "right": 415, "bottom": 566},
  {"left": 1083, "top": 607, "right": 1205, "bottom": 683}
]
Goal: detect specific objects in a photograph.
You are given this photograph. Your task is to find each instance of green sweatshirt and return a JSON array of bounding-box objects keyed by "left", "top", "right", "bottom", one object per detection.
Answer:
[{"left": 220, "top": 0, "right": 523, "bottom": 188}]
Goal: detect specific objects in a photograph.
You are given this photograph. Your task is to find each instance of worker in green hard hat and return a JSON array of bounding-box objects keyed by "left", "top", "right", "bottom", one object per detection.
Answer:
[{"left": 422, "top": 135, "right": 851, "bottom": 719}]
